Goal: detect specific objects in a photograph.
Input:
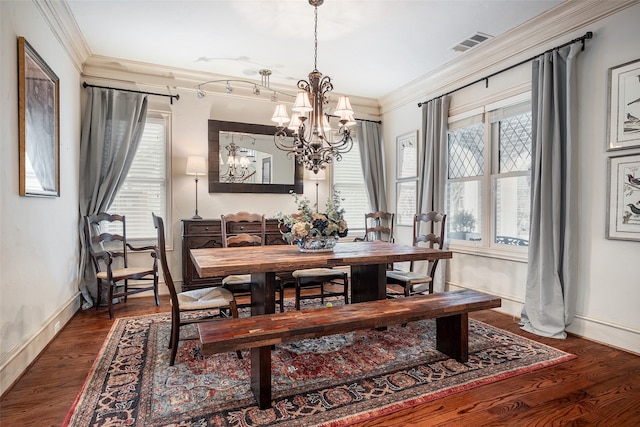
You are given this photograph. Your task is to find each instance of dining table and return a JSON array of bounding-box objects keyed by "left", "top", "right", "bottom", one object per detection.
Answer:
[{"left": 190, "top": 241, "right": 453, "bottom": 316}]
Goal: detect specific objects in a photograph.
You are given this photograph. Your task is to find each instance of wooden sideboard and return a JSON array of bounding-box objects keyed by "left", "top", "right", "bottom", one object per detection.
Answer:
[{"left": 181, "top": 218, "right": 288, "bottom": 291}]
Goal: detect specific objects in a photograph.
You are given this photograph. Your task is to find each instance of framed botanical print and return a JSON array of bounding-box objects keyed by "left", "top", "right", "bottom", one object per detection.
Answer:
[
  {"left": 18, "top": 36, "right": 60, "bottom": 197},
  {"left": 606, "top": 153, "right": 640, "bottom": 241},
  {"left": 607, "top": 58, "right": 640, "bottom": 151},
  {"left": 396, "top": 131, "right": 418, "bottom": 179}
]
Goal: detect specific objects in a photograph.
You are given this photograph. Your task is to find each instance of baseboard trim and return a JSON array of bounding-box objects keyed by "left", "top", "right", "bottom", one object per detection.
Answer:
[
  {"left": 447, "top": 283, "right": 640, "bottom": 355},
  {"left": 0, "top": 293, "right": 81, "bottom": 397}
]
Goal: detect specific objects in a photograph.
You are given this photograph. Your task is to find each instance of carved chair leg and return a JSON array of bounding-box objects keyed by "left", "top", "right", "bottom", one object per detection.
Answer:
[
  {"left": 344, "top": 275, "right": 349, "bottom": 304},
  {"left": 108, "top": 282, "right": 115, "bottom": 319},
  {"left": 95, "top": 279, "right": 102, "bottom": 310},
  {"left": 154, "top": 276, "right": 160, "bottom": 306}
]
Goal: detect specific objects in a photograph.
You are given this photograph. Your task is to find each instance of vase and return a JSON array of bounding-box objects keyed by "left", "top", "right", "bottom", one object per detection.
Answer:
[{"left": 297, "top": 236, "right": 339, "bottom": 253}]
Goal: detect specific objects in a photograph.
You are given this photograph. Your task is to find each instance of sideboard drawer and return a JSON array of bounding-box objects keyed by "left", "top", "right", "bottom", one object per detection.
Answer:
[{"left": 184, "top": 221, "right": 221, "bottom": 235}]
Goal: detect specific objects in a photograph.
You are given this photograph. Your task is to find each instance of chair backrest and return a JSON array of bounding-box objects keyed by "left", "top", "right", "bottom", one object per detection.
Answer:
[
  {"left": 363, "top": 211, "right": 395, "bottom": 243},
  {"left": 152, "top": 213, "right": 179, "bottom": 306},
  {"left": 413, "top": 211, "right": 446, "bottom": 249},
  {"left": 221, "top": 212, "right": 266, "bottom": 247},
  {"left": 411, "top": 211, "right": 447, "bottom": 276},
  {"left": 85, "top": 212, "right": 128, "bottom": 272}
]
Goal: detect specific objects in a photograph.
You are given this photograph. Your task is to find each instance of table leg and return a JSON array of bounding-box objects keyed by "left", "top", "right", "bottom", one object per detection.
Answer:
[
  {"left": 436, "top": 313, "right": 469, "bottom": 362},
  {"left": 250, "top": 346, "right": 272, "bottom": 410},
  {"left": 251, "top": 272, "right": 276, "bottom": 316},
  {"left": 350, "top": 263, "right": 386, "bottom": 303}
]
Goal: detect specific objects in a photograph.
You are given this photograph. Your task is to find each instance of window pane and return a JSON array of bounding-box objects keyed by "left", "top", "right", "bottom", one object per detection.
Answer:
[
  {"left": 499, "top": 112, "right": 532, "bottom": 173},
  {"left": 333, "top": 139, "right": 367, "bottom": 232},
  {"left": 447, "top": 180, "right": 481, "bottom": 241},
  {"left": 106, "top": 120, "right": 167, "bottom": 240},
  {"left": 494, "top": 176, "right": 530, "bottom": 246},
  {"left": 396, "top": 181, "right": 416, "bottom": 226},
  {"left": 448, "top": 123, "right": 484, "bottom": 179}
]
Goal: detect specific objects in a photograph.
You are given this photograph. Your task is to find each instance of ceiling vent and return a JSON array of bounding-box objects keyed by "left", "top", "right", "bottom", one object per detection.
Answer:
[{"left": 452, "top": 32, "right": 493, "bottom": 53}]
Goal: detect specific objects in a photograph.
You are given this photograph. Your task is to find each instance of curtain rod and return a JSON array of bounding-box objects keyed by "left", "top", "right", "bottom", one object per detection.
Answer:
[
  {"left": 417, "top": 31, "right": 593, "bottom": 108},
  {"left": 82, "top": 82, "right": 180, "bottom": 104},
  {"left": 327, "top": 114, "right": 382, "bottom": 124}
]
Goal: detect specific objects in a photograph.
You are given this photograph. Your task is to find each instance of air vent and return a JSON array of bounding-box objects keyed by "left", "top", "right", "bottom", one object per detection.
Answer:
[{"left": 452, "top": 32, "right": 493, "bottom": 52}]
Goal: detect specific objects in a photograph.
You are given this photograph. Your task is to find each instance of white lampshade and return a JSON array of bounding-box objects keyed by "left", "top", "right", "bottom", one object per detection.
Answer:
[
  {"left": 344, "top": 113, "right": 357, "bottom": 127},
  {"left": 322, "top": 114, "right": 332, "bottom": 132},
  {"left": 288, "top": 113, "right": 302, "bottom": 130},
  {"left": 292, "top": 91, "right": 313, "bottom": 113},
  {"left": 186, "top": 156, "right": 206, "bottom": 176},
  {"left": 334, "top": 96, "right": 353, "bottom": 116},
  {"left": 271, "top": 104, "right": 289, "bottom": 126},
  {"left": 307, "top": 169, "right": 326, "bottom": 180}
]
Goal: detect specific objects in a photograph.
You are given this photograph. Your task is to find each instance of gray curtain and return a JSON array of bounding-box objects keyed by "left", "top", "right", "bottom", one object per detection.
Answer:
[
  {"left": 520, "top": 43, "right": 581, "bottom": 339},
  {"left": 77, "top": 87, "right": 148, "bottom": 309},
  {"left": 358, "top": 121, "right": 387, "bottom": 212},
  {"left": 417, "top": 95, "right": 450, "bottom": 291},
  {"left": 418, "top": 96, "right": 450, "bottom": 215}
]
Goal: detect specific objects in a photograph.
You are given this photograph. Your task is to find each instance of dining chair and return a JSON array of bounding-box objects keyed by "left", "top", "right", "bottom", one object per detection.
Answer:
[
  {"left": 152, "top": 213, "right": 242, "bottom": 365},
  {"left": 85, "top": 212, "right": 159, "bottom": 319},
  {"left": 386, "top": 211, "right": 447, "bottom": 297},
  {"left": 355, "top": 211, "right": 395, "bottom": 243},
  {"left": 221, "top": 212, "right": 285, "bottom": 312}
]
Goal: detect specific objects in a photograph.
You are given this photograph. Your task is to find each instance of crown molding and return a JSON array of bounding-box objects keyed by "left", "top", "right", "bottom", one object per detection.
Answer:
[
  {"left": 33, "top": 0, "right": 91, "bottom": 72},
  {"left": 379, "top": 0, "right": 638, "bottom": 114},
  {"left": 81, "top": 55, "right": 382, "bottom": 116}
]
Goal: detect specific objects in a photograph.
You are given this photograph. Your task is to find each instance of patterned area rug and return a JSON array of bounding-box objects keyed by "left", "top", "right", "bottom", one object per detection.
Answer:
[{"left": 64, "top": 305, "right": 574, "bottom": 427}]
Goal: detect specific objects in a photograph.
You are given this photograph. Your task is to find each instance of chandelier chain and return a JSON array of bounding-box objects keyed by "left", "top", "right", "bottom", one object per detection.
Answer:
[{"left": 314, "top": 5, "right": 318, "bottom": 71}]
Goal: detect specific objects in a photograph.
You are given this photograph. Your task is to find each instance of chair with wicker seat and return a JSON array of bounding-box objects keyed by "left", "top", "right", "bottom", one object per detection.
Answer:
[
  {"left": 355, "top": 211, "right": 395, "bottom": 243},
  {"left": 293, "top": 267, "right": 349, "bottom": 310},
  {"left": 221, "top": 212, "right": 285, "bottom": 312},
  {"left": 85, "top": 212, "right": 160, "bottom": 319},
  {"left": 386, "top": 211, "right": 446, "bottom": 297},
  {"left": 152, "top": 213, "right": 241, "bottom": 365}
]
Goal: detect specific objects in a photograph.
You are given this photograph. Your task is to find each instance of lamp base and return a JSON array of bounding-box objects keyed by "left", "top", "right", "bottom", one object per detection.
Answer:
[{"left": 191, "top": 214, "right": 203, "bottom": 220}]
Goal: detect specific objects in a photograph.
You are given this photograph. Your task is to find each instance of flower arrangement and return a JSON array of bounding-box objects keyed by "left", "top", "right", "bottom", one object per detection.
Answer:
[{"left": 277, "top": 190, "right": 348, "bottom": 245}]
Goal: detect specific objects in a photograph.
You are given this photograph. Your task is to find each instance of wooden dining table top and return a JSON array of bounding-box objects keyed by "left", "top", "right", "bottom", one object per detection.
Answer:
[{"left": 190, "top": 241, "right": 453, "bottom": 278}]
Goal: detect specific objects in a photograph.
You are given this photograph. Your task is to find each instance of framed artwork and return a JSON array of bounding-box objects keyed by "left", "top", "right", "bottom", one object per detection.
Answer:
[
  {"left": 606, "top": 153, "right": 640, "bottom": 241},
  {"left": 607, "top": 58, "right": 640, "bottom": 151},
  {"left": 396, "top": 181, "right": 416, "bottom": 227},
  {"left": 18, "top": 36, "right": 60, "bottom": 197},
  {"left": 396, "top": 131, "right": 418, "bottom": 179}
]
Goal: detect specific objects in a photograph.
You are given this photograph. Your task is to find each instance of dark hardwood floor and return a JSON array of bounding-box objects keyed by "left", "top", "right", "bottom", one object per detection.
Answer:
[{"left": 1, "top": 293, "right": 639, "bottom": 426}]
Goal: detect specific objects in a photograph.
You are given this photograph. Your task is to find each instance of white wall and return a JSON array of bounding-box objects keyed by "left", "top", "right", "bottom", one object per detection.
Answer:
[
  {"left": 0, "top": 1, "right": 81, "bottom": 394},
  {"left": 381, "top": 4, "right": 640, "bottom": 354}
]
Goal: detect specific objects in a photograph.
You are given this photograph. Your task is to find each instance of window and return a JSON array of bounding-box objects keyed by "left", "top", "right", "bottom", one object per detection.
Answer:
[
  {"left": 105, "top": 113, "right": 171, "bottom": 241},
  {"left": 333, "top": 132, "right": 368, "bottom": 233},
  {"left": 446, "top": 95, "right": 531, "bottom": 252}
]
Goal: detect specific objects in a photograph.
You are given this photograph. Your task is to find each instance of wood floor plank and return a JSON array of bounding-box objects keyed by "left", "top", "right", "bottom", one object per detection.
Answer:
[{"left": 1, "top": 294, "right": 639, "bottom": 427}]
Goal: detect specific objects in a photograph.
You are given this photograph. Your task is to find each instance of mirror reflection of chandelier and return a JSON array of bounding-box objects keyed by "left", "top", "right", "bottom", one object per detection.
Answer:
[
  {"left": 221, "top": 142, "right": 256, "bottom": 183},
  {"left": 271, "top": 0, "right": 356, "bottom": 175}
]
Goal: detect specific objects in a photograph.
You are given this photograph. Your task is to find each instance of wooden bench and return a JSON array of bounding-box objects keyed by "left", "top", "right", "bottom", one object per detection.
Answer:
[{"left": 198, "top": 289, "right": 501, "bottom": 409}]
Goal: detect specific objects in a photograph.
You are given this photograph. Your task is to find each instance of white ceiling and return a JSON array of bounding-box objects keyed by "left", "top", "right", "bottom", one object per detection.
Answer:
[{"left": 66, "top": 0, "right": 564, "bottom": 99}]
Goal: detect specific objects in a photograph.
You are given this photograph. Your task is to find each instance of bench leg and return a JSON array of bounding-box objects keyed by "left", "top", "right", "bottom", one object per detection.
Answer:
[
  {"left": 251, "top": 346, "right": 272, "bottom": 410},
  {"left": 436, "top": 313, "right": 469, "bottom": 362}
]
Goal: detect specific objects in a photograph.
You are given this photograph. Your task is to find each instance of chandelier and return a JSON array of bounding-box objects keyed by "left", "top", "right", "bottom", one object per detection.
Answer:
[
  {"left": 220, "top": 142, "right": 255, "bottom": 183},
  {"left": 271, "top": 0, "right": 356, "bottom": 174}
]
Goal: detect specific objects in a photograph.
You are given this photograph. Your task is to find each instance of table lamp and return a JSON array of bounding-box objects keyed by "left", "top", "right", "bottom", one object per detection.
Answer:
[
  {"left": 186, "top": 156, "right": 206, "bottom": 219},
  {"left": 307, "top": 169, "right": 326, "bottom": 212}
]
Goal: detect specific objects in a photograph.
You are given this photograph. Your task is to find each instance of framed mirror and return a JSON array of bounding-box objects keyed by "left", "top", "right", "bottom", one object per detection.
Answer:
[{"left": 208, "top": 120, "right": 303, "bottom": 193}]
